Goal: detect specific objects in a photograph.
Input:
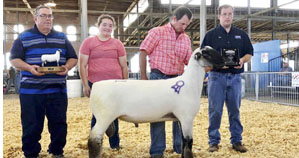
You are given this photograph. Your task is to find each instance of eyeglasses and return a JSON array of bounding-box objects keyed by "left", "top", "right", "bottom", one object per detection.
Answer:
[
  {"left": 38, "top": 14, "right": 54, "bottom": 19},
  {"left": 220, "top": 13, "right": 233, "bottom": 17}
]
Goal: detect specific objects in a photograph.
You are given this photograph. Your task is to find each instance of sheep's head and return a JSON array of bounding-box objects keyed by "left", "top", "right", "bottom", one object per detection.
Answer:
[
  {"left": 194, "top": 46, "right": 225, "bottom": 68},
  {"left": 56, "top": 49, "right": 62, "bottom": 53}
]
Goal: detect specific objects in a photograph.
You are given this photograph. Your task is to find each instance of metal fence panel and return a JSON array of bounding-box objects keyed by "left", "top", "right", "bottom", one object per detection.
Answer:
[
  {"left": 129, "top": 72, "right": 299, "bottom": 106},
  {"left": 242, "top": 72, "right": 299, "bottom": 106}
]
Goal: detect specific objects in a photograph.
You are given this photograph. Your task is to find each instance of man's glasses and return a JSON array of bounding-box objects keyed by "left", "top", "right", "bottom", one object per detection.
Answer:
[
  {"left": 220, "top": 13, "right": 233, "bottom": 17},
  {"left": 38, "top": 14, "right": 54, "bottom": 19}
]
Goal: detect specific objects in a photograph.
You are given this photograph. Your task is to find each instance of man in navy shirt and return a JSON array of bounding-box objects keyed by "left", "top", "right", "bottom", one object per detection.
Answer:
[
  {"left": 201, "top": 4, "right": 253, "bottom": 153},
  {"left": 10, "top": 5, "right": 77, "bottom": 158}
]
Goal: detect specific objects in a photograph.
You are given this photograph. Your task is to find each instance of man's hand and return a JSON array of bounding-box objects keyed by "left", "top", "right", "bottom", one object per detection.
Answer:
[
  {"left": 56, "top": 65, "right": 69, "bottom": 76},
  {"left": 30, "top": 65, "right": 45, "bottom": 76},
  {"left": 205, "top": 66, "right": 213, "bottom": 72},
  {"left": 234, "top": 54, "right": 252, "bottom": 69},
  {"left": 221, "top": 66, "right": 229, "bottom": 69},
  {"left": 234, "top": 59, "right": 244, "bottom": 69}
]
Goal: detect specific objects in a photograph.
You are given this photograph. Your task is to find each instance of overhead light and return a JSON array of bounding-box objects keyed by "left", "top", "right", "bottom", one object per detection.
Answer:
[{"left": 45, "top": 0, "right": 56, "bottom": 7}]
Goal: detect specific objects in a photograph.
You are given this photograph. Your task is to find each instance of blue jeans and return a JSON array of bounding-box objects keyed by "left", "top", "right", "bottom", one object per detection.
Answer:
[
  {"left": 20, "top": 92, "right": 67, "bottom": 157},
  {"left": 89, "top": 81, "right": 120, "bottom": 148},
  {"left": 207, "top": 72, "right": 243, "bottom": 145},
  {"left": 149, "top": 71, "right": 182, "bottom": 156}
]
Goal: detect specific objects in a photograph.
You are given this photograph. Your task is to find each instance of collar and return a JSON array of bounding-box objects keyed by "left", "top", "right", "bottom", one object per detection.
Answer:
[
  {"left": 166, "top": 23, "right": 185, "bottom": 36},
  {"left": 32, "top": 24, "right": 55, "bottom": 36},
  {"left": 218, "top": 24, "right": 235, "bottom": 34}
]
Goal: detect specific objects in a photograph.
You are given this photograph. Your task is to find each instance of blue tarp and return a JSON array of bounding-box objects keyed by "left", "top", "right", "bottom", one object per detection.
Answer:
[
  {"left": 252, "top": 40, "right": 281, "bottom": 72},
  {"left": 251, "top": 40, "right": 282, "bottom": 88}
]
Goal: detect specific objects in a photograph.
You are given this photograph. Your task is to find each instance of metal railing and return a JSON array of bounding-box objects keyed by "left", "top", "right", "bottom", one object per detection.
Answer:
[
  {"left": 128, "top": 72, "right": 299, "bottom": 106},
  {"left": 129, "top": 72, "right": 141, "bottom": 80},
  {"left": 242, "top": 72, "right": 299, "bottom": 106}
]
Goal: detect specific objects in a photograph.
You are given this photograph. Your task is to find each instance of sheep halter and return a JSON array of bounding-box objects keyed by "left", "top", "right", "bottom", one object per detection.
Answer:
[{"left": 171, "top": 80, "right": 185, "bottom": 94}]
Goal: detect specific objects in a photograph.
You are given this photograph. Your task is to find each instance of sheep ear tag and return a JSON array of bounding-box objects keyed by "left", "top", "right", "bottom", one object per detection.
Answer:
[
  {"left": 171, "top": 80, "right": 185, "bottom": 94},
  {"left": 37, "top": 49, "right": 65, "bottom": 74}
]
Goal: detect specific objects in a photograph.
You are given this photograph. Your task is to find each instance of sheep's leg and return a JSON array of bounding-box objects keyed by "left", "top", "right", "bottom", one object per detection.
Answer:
[
  {"left": 180, "top": 119, "right": 194, "bottom": 158},
  {"left": 88, "top": 112, "right": 118, "bottom": 158},
  {"left": 88, "top": 123, "right": 104, "bottom": 158},
  {"left": 182, "top": 136, "right": 193, "bottom": 158},
  {"left": 57, "top": 60, "right": 59, "bottom": 66},
  {"left": 88, "top": 135, "right": 102, "bottom": 158}
]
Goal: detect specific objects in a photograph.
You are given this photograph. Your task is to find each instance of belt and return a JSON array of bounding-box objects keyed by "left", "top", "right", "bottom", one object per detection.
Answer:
[{"left": 151, "top": 69, "right": 179, "bottom": 78}]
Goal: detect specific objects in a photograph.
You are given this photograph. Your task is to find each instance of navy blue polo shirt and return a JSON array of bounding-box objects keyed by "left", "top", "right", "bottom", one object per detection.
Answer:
[
  {"left": 201, "top": 25, "right": 253, "bottom": 74},
  {"left": 10, "top": 25, "right": 78, "bottom": 94}
]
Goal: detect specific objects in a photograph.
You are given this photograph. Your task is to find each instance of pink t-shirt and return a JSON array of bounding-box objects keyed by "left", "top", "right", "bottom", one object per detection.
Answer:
[{"left": 80, "top": 36, "right": 126, "bottom": 83}]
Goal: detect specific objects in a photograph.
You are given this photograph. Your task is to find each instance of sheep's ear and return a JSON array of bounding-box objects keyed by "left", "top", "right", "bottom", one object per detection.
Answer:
[{"left": 194, "top": 52, "right": 201, "bottom": 60}]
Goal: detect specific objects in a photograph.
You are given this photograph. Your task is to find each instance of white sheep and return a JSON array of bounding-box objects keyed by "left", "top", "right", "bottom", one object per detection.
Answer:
[
  {"left": 41, "top": 49, "right": 62, "bottom": 66},
  {"left": 88, "top": 46, "right": 225, "bottom": 158}
]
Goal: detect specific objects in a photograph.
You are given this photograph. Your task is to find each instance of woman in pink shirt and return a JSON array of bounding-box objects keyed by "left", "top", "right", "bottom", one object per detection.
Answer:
[{"left": 79, "top": 14, "right": 128, "bottom": 149}]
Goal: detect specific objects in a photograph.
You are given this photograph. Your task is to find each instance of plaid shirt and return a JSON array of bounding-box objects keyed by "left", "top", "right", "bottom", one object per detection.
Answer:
[{"left": 140, "top": 23, "right": 192, "bottom": 75}]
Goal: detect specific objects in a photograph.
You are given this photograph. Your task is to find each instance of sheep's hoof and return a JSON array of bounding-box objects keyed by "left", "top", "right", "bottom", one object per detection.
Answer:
[
  {"left": 183, "top": 147, "right": 193, "bottom": 158},
  {"left": 134, "top": 123, "right": 139, "bottom": 128},
  {"left": 105, "top": 122, "right": 116, "bottom": 137},
  {"left": 88, "top": 137, "right": 102, "bottom": 158}
]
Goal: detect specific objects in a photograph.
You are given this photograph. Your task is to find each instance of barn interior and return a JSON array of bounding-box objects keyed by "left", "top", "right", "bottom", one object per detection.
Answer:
[
  {"left": 2, "top": 1, "right": 299, "bottom": 158},
  {"left": 3, "top": 0, "right": 299, "bottom": 73}
]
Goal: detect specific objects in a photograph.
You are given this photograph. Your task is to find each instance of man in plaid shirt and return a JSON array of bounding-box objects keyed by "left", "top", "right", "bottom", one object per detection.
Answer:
[{"left": 139, "top": 6, "right": 193, "bottom": 158}]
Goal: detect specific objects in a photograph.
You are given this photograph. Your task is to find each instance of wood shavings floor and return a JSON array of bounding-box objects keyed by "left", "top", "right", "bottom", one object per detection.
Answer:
[{"left": 3, "top": 94, "right": 299, "bottom": 158}]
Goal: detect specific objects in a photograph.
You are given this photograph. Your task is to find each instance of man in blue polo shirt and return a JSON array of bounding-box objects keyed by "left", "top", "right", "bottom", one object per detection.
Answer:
[
  {"left": 10, "top": 5, "right": 78, "bottom": 158},
  {"left": 201, "top": 4, "right": 253, "bottom": 153}
]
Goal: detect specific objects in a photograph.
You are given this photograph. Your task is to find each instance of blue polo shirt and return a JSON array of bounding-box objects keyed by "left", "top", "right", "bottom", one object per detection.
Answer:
[
  {"left": 201, "top": 25, "right": 253, "bottom": 74},
  {"left": 10, "top": 25, "right": 77, "bottom": 94}
]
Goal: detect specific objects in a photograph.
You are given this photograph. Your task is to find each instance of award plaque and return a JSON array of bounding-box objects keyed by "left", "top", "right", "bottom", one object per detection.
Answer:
[
  {"left": 37, "top": 66, "right": 65, "bottom": 74},
  {"left": 221, "top": 48, "right": 240, "bottom": 67},
  {"left": 37, "top": 49, "right": 65, "bottom": 74}
]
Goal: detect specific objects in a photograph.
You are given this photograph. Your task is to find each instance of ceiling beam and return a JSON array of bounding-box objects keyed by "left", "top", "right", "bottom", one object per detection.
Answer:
[
  {"left": 103, "top": 1, "right": 109, "bottom": 11},
  {"left": 233, "top": 0, "right": 299, "bottom": 23},
  {"left": 123, "top": 0, "right": 138, "bottom": 18},
  {"left": 4, "top": 7, "right": 78, "bottom": 13},
  {"left": 123, "top": 15, "right": 151, "bottom": 45},
  {"left": 4, "top": 7, "right": 299, "bottom": 25},
  {"left": 22, "top": 0, "right": 33, "bottom": 15},
  {"left": 5, "top": 7, "right": 299, "bottom": 22},
  {"left": 252, "top": 21, "right": 272, "bottom": 29}
]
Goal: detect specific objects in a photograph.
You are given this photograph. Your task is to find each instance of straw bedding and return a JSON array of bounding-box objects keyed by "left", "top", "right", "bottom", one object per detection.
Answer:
[{"left": 3, "top": 94, "right": 299, "bottom": 158}]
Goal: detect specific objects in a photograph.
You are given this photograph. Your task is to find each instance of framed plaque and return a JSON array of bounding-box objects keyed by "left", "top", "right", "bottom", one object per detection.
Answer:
[{"left": 221, "top": 48, "right": 240, "bottom": 67}]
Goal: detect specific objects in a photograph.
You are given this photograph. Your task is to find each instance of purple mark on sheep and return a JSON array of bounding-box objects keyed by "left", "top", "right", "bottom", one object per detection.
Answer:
[{"left": 171, "top": 80, "right": 185, "bottom": 94}]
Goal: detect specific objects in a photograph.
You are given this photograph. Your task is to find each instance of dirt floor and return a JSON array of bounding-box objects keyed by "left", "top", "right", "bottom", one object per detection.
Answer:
[{"left": 3, "top": 94, "right": 299, "bottom": 158}]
